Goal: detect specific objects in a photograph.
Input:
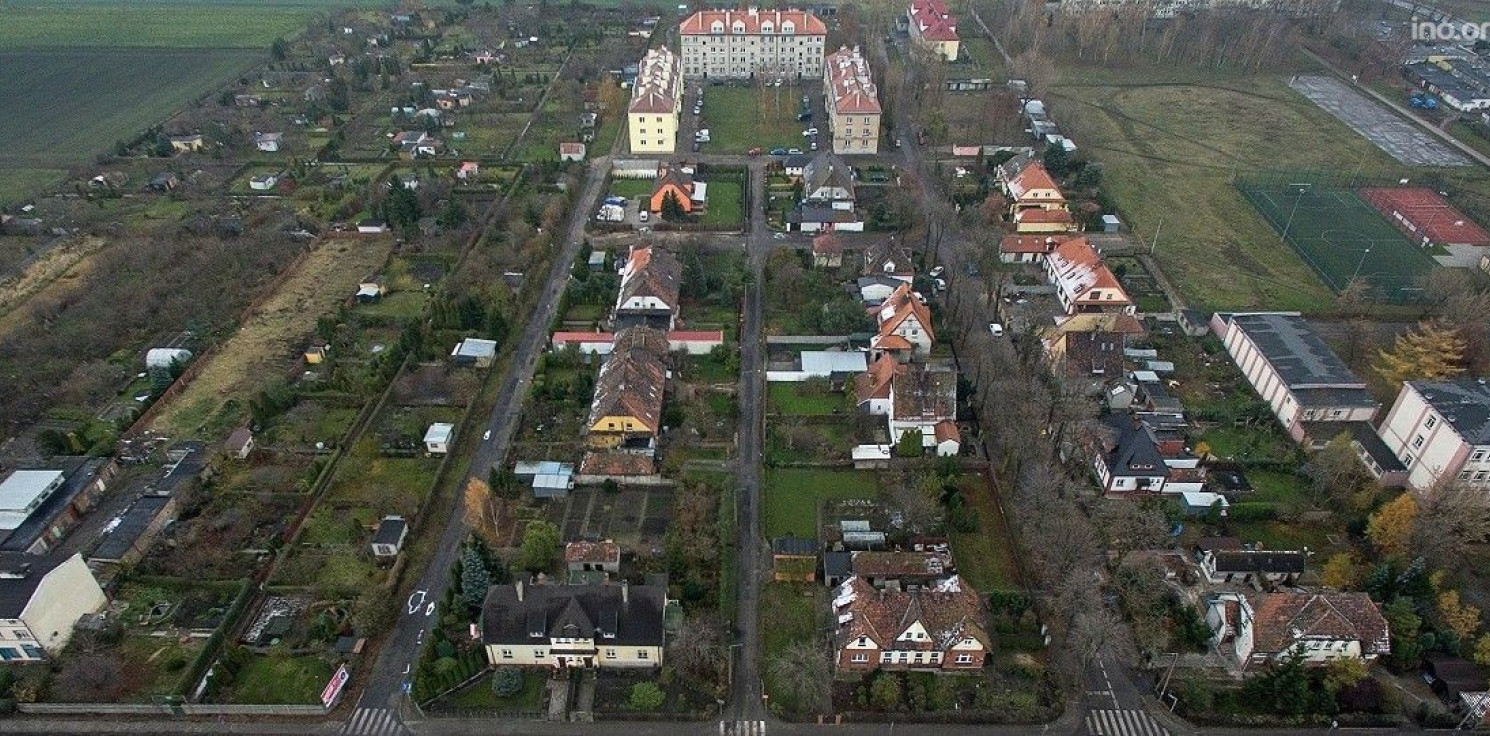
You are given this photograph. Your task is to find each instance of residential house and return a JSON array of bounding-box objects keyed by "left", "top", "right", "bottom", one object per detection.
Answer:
[
  {"left": 772, "top": 537, "right": 819, "bottom": 583},
  {"left": 1044, "top": 237, "right": 1133, "bottom": 316},
  {"left": 1045, "top": 329, "right": 1125, "bottom": 384},
  {"left": 783, "top": 154, "right": 812, "bottom": 177},
  {"left": 254, "top": 132, "right": 283, "bottom": 152},
  {"left": 1197, "top": 546, "right": 1306, "bottom": 586},
  {"left": 1205, "top": 592, "right": 1390, "bottom": 670},
  {"left": 565, "top": 541, "right": 621, "bottom": 574},
  {"left": 613, "top": 246, "right": 682, "bottom": 330},
  {"left": 627, "top": 47, "right": 683, "bottom": 154},
  {"left": 1013, "top": 207, "right": 1078, "bottom": 234},
  {"left": 147, "top": 172, "right": 180, "bottom": 192},
  {"left": 870, "top": 284, "right": 934, "bottom": 360},
  {"left": 854, "top": 354, "right": 904, "bottom": 416},
  {"left": 223, "top": 428, "right": 254, "bottom": 460},
  {"left": 168, "top": 134, "right": 206, "bottom": 153},
  {"left": 801, "top": 153, "right": 856, "bottom": 209},
  {"left": 249, "top": 173, "right": 281, "bottom": 191},
  {"left": 450, "top": 337, "right": 499, "bottom": 368},
  {"left": 1092, "top": 414, "right": 1170, "bottom": 495},
  {"left": 1214, "top": 313, "right": 1379, "bottom": 443},
  {"left": 786, "top": 206, "right": 863, "bottom": 233},
  {"left": 832, "top": 576, "right": 989, "bottom": 672},
  {"left": 858, "top": 360, "right": 958, "bottom": 450},
  {"left": 393, "top": 131, "right": 441, "bottom": 160},
  {"left": 999, "top": 234, "right": 1069, "bottom": 264},
  {"left": 1377, "top": 378, "right": 1490, "bottom": 492},
  {"left": 370, "top": 516, "right": 408, "bottom": 558},
  {"left": 0, "top": 554, "right": 107, "bottom": 660},
  {"left": 481, "top": 576, "right": 667, "bottom": 669},
  {"left": 424, "top": 423, "right": 455, "bottom": 455},
  {"left": 822, "top": 46, "right": 881, "bottom": 154},
  {"left": 585, "top": 326, "right": 669, "bottom": 449},
  {"left": 559, "top": 142, "right": 587, "bottom": 162},
  {"left": 812, "top": 233, "right": 844, "bottom": 267},
  {"left": 861, "top": 241, "right": 915, "bottom": 283},
  {"left": 1002, "top": 160, "right": 1065, "bottom": 215},
  {"left": 906, "top": 0, "right": 960, "bottom": 61},
  {"left": 678, "top": 9, "right": 827, "bottom": 79},
  {"left": 648, "top": 167, "right": 705, "bottom": 215},
  {"left": 457, "top": 161, "right": 481, "bottom": 181}
]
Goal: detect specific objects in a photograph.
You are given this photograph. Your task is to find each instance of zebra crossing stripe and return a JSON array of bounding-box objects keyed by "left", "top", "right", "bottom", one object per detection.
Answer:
[
  {"left": 719, "top": 720, "right": 766, "bottom": 736},
  {"left": 1085, "top": 709, "right": 1169, "bottom": 736},
  {"left": 341, "top": 707, "right": 406, "bottom": 736}
]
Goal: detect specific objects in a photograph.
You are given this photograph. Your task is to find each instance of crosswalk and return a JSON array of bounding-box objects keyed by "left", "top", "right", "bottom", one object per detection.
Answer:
[
  {"left": 1085, "top": 709, "right": 1170, "bottom": 736},
  {"left": 719, "top": 720, "right": 767, "bottom": 736},
  {"left": 339, "top": 707, "right": 407, "bottom": 736}
]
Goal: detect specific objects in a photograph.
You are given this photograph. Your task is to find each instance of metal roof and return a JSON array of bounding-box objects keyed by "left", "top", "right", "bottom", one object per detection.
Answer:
[
  {"left": 1228, "top": 313, "right": 1363, "bottom": 389},
  {"left": 1413, "top": 379, "right": 1490, "bottom": 445}
]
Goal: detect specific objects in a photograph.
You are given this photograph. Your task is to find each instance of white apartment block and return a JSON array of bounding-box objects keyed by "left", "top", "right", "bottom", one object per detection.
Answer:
[
  {"left": 679, "top": 8, "right": 826, "bottom": 80},
  {"left": 627, "top": 47, "right": 683, "bottom": 154},
  {"left": 1378, "top": 378, "right": 1490, "bottom": 492},
  {"left": 823, "top": 46, "right": 881, "bottom": 154}
]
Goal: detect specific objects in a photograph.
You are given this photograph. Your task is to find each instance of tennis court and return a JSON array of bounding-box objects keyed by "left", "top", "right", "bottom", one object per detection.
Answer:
[{"left": 1237, "top": 180, "right": 1437, "bottom": 301}]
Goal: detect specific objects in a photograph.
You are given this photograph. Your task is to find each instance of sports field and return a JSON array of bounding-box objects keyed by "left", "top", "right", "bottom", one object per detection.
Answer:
[
  {"left": 1237, "top": 181, "right": 1437, "bottom": 301},
  {"left": 0, "top": 48, "right": 257, "bottom": 201}
]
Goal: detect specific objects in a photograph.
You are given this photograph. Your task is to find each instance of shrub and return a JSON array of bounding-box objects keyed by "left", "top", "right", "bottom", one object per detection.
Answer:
[
  {"left": 492, "top": 667, "right": 524, "bottom": 698},
  {"left": 1227, "top": 502, "right": 1279, "bottom": 523},
  {"left": 869, "top": 673, "right": 902, "bottom": 710},
  {"left": 629, "top": 681, "right": 666, "bottom": 711}
]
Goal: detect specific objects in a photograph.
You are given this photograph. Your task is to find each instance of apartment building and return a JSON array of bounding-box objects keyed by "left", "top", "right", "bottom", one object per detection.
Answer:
[
  {"left": 0, "top": 553, "right": 107, "bottom": 661},
  {"left": 678, "top": 8, "right": 826, "bottom": 79},
  {"left": 822, "top": 46, "right": 881, "bottom": 154},
  {"left": 1377, "top": 378, "right": 1490, "bottom": 492},
  {"left": 627, "top": 47, "right": 683, "bottom": 154},
  {"left": 906, "top": 0, "right": 959, "bottom": 62}
]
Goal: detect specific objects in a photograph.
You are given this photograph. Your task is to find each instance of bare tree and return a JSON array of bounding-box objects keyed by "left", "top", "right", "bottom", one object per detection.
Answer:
[
  {"left": 768, "top": 641, "right": 831, "bottom": 714},
  {"left": 668, "top": 614, "right": 728, "bottom": 688},
  {"left": 1412, "top": 481, "right": 1490, "bottom": 568}
]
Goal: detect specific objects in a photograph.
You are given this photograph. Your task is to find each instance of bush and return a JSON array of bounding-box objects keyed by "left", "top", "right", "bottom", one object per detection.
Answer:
[
  {"left": 492, "top": 667, "right": 524, "bottom": 698},
  {"left": 1227, "top": 502, "right": 1279, "bottom": 523},
  {"left": 629, "top": 681, "right": 665, "bottom": 711}
]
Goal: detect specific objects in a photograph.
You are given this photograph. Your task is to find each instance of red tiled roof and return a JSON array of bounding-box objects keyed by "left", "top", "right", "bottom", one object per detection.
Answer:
[
  {"left": 875, "top": 283, "right": 935, "bottom": 343},
  {"left": 1046, "top": 237, "right": 1131, "bottom": 307},
  {"left": 1007, "top": 161, "right": 1063, "bottom": 201},
  {"left": 628, "top": 47, "right": 681, "bottom": 115},
  {"left": 854, "top": 353, "right": 904, "bottom": 403},
  {"left": 564, "top": 540, "right": 621, "bottom": 564},
  {"left": 908, "top": 0, "right": 959, "bottom": 43},
  {"left": 834, "top": 576, "right": 989, "bottom": 653},
  {"left": 1251, "top": 592, "right": 1391, "bottom": 658},
  {"left": 668, "top": 330, "right": 724, "bottom": 341},
  {"left": 934, "top": 420, "right": 959, "bottom": 445},
  {"left": 1015, "top": 208, "right": 1074, "bottom": 224},
  {"left": 1000, "top": 234, "right": 1069, "bottom": 254},
  {"left": 679, "top": 8, "right": 827, "bottom": 35},
  {"left": 825, "top": 46, "right": 881, "bottom": 115},
  {"left": 586, "top": 327, "right": 669, "bottom": 433},
  {"left": 813, "top": 233, "right": 844, "bottom": 254}
]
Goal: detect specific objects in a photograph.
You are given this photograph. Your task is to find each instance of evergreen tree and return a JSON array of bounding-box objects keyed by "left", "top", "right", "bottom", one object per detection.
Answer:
[
  {"left": 460, "top": 543, "right": 490, "bottom": 610},
  {"left": 661, "top": 190, "right": 686, "bottom": 221}
]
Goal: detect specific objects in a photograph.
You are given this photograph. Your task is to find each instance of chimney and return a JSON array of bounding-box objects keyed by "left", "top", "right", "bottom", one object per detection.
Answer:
[
  {"left": 621, "top": 579, "right": 630, "bottom": 605},
  {"left": 515, "top": 577, "right": 525, "bottom": 602}
]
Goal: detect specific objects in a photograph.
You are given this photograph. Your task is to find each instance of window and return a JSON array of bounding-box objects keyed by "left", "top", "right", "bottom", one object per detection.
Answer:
[
  {"left": 637, "top": 650, "right": 649, "bottom": 660},
  {"left": 1413, "top": 435, "right": 1425, "bottom": 449},
  {"left": 955, "top": 653, "right": 974, "bottom": 664},
  {"left": 1474, "top": 450, "right": 1487, "bottom": 462},
  {"left": 0, "top": 649, "right": 17, "bottom": 661},
  {"left": 535, "top": 650, "right": 547, "bottom": 658},
  {"left": 19, "top": 645, "right": 40, "bottom": 659},
  {"left": 851, "top": 653, "right": 869, "bottom": 663},
  {"left": 1426, "top": 415, "right": 1439, "bottom": 429},
  {"left": 605, "top": 649, "right": 617, "bottom": 659},
  {"left": 1404, "top": 453, "right": 1415, "bottom": 465},
  {"left": 1461, "top": 470, "right": 1472, "bottom": 480},
  {"left": 501, "top": 649, "right": 514, "bottom": 659},
  {"left": 1477, "top": 471, "right": 1488, "bottom": 481}
]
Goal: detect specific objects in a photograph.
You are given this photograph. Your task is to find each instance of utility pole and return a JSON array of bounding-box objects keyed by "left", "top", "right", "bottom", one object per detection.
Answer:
[{"left": 1149, "top": 216, "right": 1163, "bottom": 255}]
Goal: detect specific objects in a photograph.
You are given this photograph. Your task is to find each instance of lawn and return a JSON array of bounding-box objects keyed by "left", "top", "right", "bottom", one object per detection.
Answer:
[
  {"left": 441, "top": 669, "right": 547, "bottom": 711},
  {"left": 946, "top": 474, "right": 1022, "bottom": 591},
  {"left": 764, "top": 468, "right": 879, "bottom": 537},
  {"left": 0, "top": 168, "right": 65, "bottom": 207},
  {"left": 760, "top": 583, "right": 823, "bottom": 712},
  {"left": 1197, "top": 425, "right": 1295, "bottom": 463},
  {"left": 0, "top": 49, "right": 258, "bottom": 175},
  {"left": 703, "top": 86, "right": 806, "bottom": 153},
  {"left": 767, "top": 382, "right": 848, "bottom": 416},
  {"left": 610, "top": 178, "right": 652, "bottom": 199},
  {"left": 1048, "top": 63, "right": 1403, "bottom": 312},
  {"left": 357, "top": 290, "right": 431, "bottom": 323},
  {"left": 0, "top": 0, "right": 377, "bottom": 49},
  {"left": 701, "top": 180, "right": 744, "bottom": 227},
  {"left": 224, "top": 653, "right": 333, "bottom": 704}
]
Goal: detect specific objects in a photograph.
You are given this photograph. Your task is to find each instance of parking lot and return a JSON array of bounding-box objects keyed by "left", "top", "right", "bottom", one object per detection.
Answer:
[
  {"left": 1289, "top": 75, "right": 1469, "bottom": 167},
  {"left": 680, "top": 80, "right": 824, "bottom": 154}
]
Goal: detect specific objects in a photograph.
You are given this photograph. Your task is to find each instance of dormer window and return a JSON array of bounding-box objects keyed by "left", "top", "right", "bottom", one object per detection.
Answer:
[
  {"left": 732, "top": 21, "right": 745, "bottom": 34},
  {"left": 710, "top": 21, "right": 724, "bottom": 33},
  {"left": 761, "top": 21, "right": 773, "bottom": 33},
  {"left": 782, "top": 21, "right": 795, "bottom": 34}
]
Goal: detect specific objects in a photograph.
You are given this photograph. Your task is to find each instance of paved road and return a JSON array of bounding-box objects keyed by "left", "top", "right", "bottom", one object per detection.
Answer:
[
  {"left": 724, "top": 158, "right": 771, "bottom": 731},
  {"left": 341, "top": 155, "right": 615, "bottom": 735}
]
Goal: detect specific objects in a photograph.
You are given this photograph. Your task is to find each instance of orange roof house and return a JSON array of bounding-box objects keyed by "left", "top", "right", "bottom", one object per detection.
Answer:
[
  {"left": 1043, "top": 237, "right": 1133, "bottom": 316},
  {"left": 1004, "top": 161, "right": 1065, "bottom": 213},
  {"left": 649, "top": 167, "right": 697, "bottom": 214},
  {"left": 1013, "top": 207, "right": 1078, "bottom": 234},
  {"left": 870, "top": 283, "right": 934, "bottom": 360}
]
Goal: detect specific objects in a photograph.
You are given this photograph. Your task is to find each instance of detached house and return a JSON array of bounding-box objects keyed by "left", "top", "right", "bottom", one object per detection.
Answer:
[
  {"left": 481, "top": 576, "right": 667, "bottom": 669},
  {"left": 585, "top": 327, "right": 669, "bottom": 449},
  {"left": 1003, "top": 160, "right": 1065, "bottom": 215},
  {"left": 862, "top": 241, "right": 915, "bottom": 284},
  {"left": 613, "top": 245, "right": 682, "bottom": 330},
  {"left": 832, "top": 576, "right": 989, "bottom": 672},
  {"left": 855, "top": 356, "right": 957, "bottom": 453},
  {"left": 1205, "top": 592, "right": 1390, "bottom": 670},
  {"left": 648, "top": 167, "right": 705, "bottom": 215},
  {"left": 870, "top": 284, "right": 934, "bottom": 360},
  {"left": 1043, "top": 237, "right": 1134, "bottom": 316},
  {"left": 1092, "top": 413, "right": 1206, "bottom": 496}
]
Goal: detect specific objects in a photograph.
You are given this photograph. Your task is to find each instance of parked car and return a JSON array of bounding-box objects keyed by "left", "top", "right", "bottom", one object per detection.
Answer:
[
  {"left": 787, "top": 147, "right": 803, "bottom": 154},
  {"left": 803, "top": 127, "right": 818, "bottom": 136},
  {"left": 929, "top": 266, "right": 945, "bottom": 278},
  {"left": 809, "top": 140, "right": 818, "bottom": 151},
  {"left": 770, "top": 147, "right": 787, "bottom": 155},
  {"left": 639, "top": 210, "right": 650, "bottom": 223},
  {"left": 988, "top": 323, "right": 1004, "bottom": 337}
]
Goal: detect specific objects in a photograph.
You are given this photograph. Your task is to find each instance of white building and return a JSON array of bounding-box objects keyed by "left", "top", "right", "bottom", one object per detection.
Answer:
[
  {"left": 1205, "top": 592, "right": 1390, "bottom": 670},
  {"left": 678, "top": 8, "right": 826, "bottom": 80},
  {"left": 627, "top": 48, "right": 682, "bottom": 154},
  {"left": 0, "top": 471, "right": 65, "bottom": 531},
  {"left": 1214, "top": 312, "right": 1378, "bottom": 443},
  {"left": 481, "top": 577, "right": 666, "bottom": 669},
  {"left": 1377, "top": 379, "right": 1490, "bottom": 492},
  {"left": 424, "top": 423, "right": 455, "bottom": 455},
  {"left": 0, "top": 554, "right": 108, "bottom": 660}
]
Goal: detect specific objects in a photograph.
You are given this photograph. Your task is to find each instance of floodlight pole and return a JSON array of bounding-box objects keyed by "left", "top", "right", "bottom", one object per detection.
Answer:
[
  {"left": 1279, "top": 183, "right": 1312, "bottom": 244},
  {"left": 1351, "top": 247, "right": 1372, "bottom": 282}
]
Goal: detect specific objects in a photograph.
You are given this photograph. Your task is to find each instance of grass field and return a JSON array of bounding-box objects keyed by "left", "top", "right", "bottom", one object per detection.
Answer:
[
  {"left": 701, "top": 180, "right": 744, "bottom": 227},
  {"left": 225, "top": 653, "right": 333, "bottom": 704},
  {"left": 1237, "top": 181, "right": 1436, "bottom": 301},
  {"left": 946, "top": 474, "right": 1022, "bottom": 591},
  {"left": 767, "top": 382, "right": 847, "bottom": 416},
  {"left": 0, "top": 0, "right": 372, "bottom": 49},
  {"left": 704, "top": 86, "right": 805, "bottom": 153},
  {"left": 0, "top": 48, "right": 257, "bottom": 197},
  {"left": 150, "top": 236, "right": 394, "bottom": 436},
  {"left": 764, "top": 468, "right": 879, "bottom": 537},
  {"left": 1048, "top": 64, "right": 1404, "bottom": 312}
]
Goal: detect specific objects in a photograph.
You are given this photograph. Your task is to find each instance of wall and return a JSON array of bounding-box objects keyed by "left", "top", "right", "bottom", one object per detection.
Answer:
[{"left": 24, "top": 553, "right": 106, "bottom": 655}]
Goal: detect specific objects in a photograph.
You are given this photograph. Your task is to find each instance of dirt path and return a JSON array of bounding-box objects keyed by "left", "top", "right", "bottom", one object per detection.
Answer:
[{"left": 148, "top": 235, "right": 394, "bottom": 436}]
